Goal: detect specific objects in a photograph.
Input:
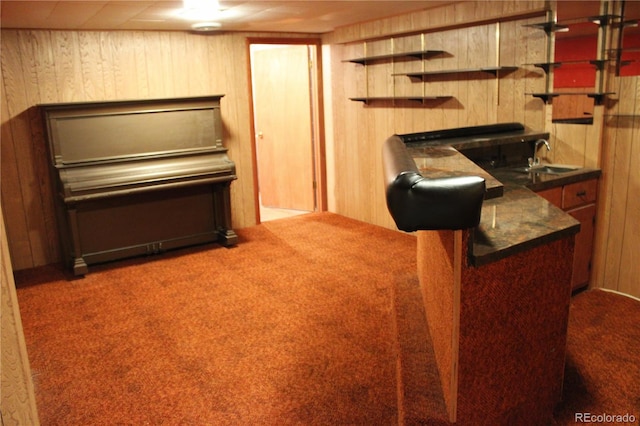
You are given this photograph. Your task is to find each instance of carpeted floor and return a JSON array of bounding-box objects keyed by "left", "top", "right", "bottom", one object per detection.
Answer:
[
  {"left": 555, "top": 289, "right": 640, "bottom": 425},
  {"left": 13, "top": 213, "right": 640, "bottom": 425}
]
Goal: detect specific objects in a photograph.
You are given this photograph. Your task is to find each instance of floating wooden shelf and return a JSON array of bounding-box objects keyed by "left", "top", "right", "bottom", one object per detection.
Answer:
[
  {"left": 527, "top": 93, "right": 560, "bottom": 103},
  {"left": 614, "top": 18, "right": 639, "bottom": 29},
  {"left": 527, "top": 60, "right": 611, "bottom": 74},
  {"left": 525, "top": 22, "right": 569, "bottom": 34},
  {"left": 552, "top": 117, "right": 594, "bottom": 125},
  {"left": 526, "top": 15, "right": 620, "bottom": 33},
  {"left": 397, "top": 66, "right": 518, "bottom": 81},
  {"left": 587, "top": 14, "right": 622, "bottom": 26},
  {"left": 526, "top": 62, "right": 562, "bottom": 73},
  {"left": 613, "top": 47, "right": 640, "bottom": 54},
  {"left": 561, "top": 59, "right": 609, "bottom": 69},
  {"left": 343, "top": 50, "right": 445, "bottom": 65},
  {"left": 349, "top": 96, "right": 453, "bottom": 105},
  {"left": 621, "top": 59, "right": 640, "bottom": 66},
  {"left": 585, "top": 92, "right": 615, "bottom": 104},
  {"left": 527, "top": 92, "right": 616, "bottom": 104}
]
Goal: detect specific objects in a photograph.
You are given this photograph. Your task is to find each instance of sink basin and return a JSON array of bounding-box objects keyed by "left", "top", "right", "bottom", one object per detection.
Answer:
[{"left": 512, "top": 164, "right": 579, "bottom": 175}]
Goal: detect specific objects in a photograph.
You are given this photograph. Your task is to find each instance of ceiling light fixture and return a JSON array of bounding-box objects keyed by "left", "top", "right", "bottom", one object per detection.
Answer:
[{"left": 191, "top": 22, "right": 222, "bottom": 32}]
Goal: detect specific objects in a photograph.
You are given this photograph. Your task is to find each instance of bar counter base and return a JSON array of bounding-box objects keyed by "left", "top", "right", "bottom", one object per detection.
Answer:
[{"left": 418, "top": 229, "right": 574, "bottom": 425}]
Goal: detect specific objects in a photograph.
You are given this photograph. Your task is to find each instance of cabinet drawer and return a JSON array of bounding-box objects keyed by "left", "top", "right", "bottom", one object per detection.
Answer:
[{"left": 563, "top": 179, "right": 597, "bottom": 210}]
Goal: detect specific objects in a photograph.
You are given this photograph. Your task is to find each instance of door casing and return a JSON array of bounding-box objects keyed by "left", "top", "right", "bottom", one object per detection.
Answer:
[{"left": 247, "top": 38, "right": 327, "bottom": 223}]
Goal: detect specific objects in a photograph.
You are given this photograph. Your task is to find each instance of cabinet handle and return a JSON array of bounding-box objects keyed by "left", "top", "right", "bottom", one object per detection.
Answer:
[{"left": 576, "top": 190, "right": 587, "bottom": 197}]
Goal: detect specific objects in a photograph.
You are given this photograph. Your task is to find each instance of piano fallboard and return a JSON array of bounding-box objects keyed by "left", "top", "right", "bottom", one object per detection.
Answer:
[{"left": 58, "top": 150, "right": 236, "bottom": 202}]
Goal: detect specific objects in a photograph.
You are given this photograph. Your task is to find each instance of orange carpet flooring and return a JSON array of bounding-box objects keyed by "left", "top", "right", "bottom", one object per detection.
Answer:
[{"left": 13, "top": 212, "right": 640, "bottom": 425}]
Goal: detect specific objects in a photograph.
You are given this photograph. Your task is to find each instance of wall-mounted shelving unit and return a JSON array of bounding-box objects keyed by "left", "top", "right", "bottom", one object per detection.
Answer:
[
  {"left": 344, "top": 19, "right": 542, "bottom": 109},
  {"left": 525, "top": 14, "right": 618, "bottom": 106},
  {"left": 345, "top": 45, "right": 455, "bottom": 106},
  {"left": 345, "top": 42, "right": 518, "bottom": 106}
]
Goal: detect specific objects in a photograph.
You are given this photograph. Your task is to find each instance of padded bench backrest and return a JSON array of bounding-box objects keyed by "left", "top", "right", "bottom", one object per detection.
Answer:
[{"left": 382, "top": 135, "right": 486, "bottom": 232}]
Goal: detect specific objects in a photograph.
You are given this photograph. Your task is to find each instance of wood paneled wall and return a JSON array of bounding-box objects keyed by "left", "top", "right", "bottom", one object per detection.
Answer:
[
  {"left": 324, "top": 2, "right": 547, "bottom": 229},
  {"left": 593, "top": 75, "right": 640, "bottom": 298},
  {"left": 1, "top": 205, "right": 40, "bottom": 424},
  {"left": 326, "top": 1, "right": 547, "bottom": 45},
  {"left": 550, "top": 108, "right": 604, "bottom": 169},
  {"left": 0, "top": 29, "right": 311, "bottom": 270},
  {"left": 552, "top": 90, "right": 596, "bottom": 122},
  {"left": 323, "top": 0, "right": 639, "bottom": 298}
]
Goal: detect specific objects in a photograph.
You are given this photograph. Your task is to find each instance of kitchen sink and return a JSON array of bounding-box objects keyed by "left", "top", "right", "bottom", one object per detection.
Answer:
[{"left": 511, "top": 164, "right": 579, "bottom": 175}]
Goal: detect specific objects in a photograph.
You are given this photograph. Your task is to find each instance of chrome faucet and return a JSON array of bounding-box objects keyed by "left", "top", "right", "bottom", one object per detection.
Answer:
[{"left": 529, "top": 139, "right": 551, "bottom": 168}]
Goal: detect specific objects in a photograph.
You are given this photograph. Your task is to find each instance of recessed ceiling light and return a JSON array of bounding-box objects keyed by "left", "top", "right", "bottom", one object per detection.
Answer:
[{"left": 191, "top": 22, "right": 222, "bottom": 32}]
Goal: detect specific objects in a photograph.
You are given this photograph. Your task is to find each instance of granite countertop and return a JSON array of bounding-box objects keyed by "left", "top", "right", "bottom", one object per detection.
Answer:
[
  {"left": 470, "top": 167, "right": 601, "bottom": 266},
  {"left": 471, "top": 183, "right": 580, "bottom": 266},
  {"left": 408, "top": 145, "right": 504, "bottom": 199},
  {"left": 408, "top": 144, "right": 601, "bottom": 267}
]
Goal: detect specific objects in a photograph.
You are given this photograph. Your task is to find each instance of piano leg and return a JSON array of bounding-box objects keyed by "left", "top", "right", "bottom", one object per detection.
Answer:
[
  {"left": 214, "top": 181, "right": 238, "bottom": 246},
  {"left": 67, "top": 206, "right": 89, "bottom": 276},
  {"left": 73, "top": 257, "right": 89, "bottom": 276},
  {"left": 218, "top": 228, "right": 238, "bottom": 246}
]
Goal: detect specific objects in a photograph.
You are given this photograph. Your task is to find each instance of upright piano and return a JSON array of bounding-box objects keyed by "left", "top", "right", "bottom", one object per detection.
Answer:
[{"left": 41, "top": 96, "right": 237, "bottom": 276}]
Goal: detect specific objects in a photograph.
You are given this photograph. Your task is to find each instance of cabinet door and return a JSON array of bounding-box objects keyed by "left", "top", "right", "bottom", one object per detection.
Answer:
[
  {"left": 568, "top": 203, "right": 596, "bottom": 291},
  {"left": 536, "top": 186, "right": 562, "bottom": 208}
]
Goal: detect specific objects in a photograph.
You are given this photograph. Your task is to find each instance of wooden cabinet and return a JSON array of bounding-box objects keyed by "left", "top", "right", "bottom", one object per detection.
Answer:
[{"left": 536, "top": 179, "right": 598, "bottom": 291}]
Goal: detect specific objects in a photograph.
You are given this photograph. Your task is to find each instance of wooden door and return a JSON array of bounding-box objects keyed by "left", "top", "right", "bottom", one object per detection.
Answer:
[{"left": 252, "top": 45, "right": 315, "bottom": 211}]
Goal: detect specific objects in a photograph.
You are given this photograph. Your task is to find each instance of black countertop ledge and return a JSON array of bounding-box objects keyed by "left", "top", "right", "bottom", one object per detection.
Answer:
[{"left": 405, "top": 144, "right": 601, "bottom": 267}]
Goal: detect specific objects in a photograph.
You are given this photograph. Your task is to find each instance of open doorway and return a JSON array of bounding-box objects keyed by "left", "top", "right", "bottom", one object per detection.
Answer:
[{"left": 249, "top": 40, "right": 325, "bottom": 223}]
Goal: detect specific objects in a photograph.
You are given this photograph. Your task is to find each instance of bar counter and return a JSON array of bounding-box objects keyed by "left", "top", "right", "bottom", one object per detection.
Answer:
[
  {"left": 406, "top": 144, "right": 601, "bottom": 266},
  {"left": 403, "top": 139, "right": 600, "bottom": 424}
]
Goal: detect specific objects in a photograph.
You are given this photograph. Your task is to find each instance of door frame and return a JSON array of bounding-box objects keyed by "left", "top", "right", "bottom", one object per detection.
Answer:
[{"left": 246, "top": 37, "right": 327, "bottom": 223}]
